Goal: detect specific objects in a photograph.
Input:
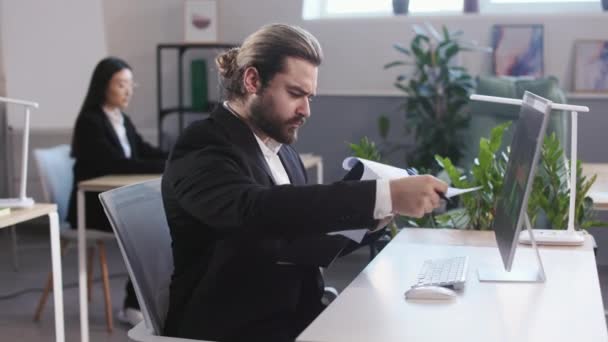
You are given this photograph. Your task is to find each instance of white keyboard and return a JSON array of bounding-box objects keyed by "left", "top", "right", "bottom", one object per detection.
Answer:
[{"left": 412, "top": 256, "right": 468, "bottom": 290}]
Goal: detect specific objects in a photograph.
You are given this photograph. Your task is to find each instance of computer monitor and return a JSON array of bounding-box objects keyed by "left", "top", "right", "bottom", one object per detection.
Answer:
[{"left": 478, "top": 91, "right": 551, "bottom": 282}]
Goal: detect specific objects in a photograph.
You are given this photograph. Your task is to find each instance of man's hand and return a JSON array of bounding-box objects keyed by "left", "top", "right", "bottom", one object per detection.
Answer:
[{"left": 389, "top": 175, "right": 448, "bottom": 218}]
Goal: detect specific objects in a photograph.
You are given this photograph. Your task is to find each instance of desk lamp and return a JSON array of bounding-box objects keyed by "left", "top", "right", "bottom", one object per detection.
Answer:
[
  {"left": 470, "top": 94, "right": 589, "bottom": 246},
  {"left": 0, "top": 96, "right": 39, "bottom": 208}
]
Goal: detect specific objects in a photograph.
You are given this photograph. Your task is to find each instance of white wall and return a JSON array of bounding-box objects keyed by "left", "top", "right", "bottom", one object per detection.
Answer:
[
  {"left": 217, "top": 1, "right": 608, "bottom": 96},
  {"left": 2, "top": 0, "right": 607, "bottom": 132},
  {"left": 0, "top": 0, "right": 107, "bottom": 130},
  {"left": 102, "top": 0, "right": 184, "bottom": 132},
  {"left": 93, "top": 0, "right": 608, "bottom": 139}
]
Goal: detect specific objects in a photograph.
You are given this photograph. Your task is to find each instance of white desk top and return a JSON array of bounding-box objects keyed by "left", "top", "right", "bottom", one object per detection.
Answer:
[
  {"left": 300, "top": 153, "right": 322, "bottom": 169},
  {"left": 78, "top": 174, "right": 160, "bottom": 192},
  {"left": 0, "top": 203, "right": 57, "bottom": 229},
  {"left": 298, "top": 230, "right": 607, "bottom": 342}
]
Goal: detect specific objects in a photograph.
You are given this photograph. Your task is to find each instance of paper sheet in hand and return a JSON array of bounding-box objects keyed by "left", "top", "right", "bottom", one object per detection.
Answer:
[
  {"left": 446, "top": 186, "right": 482, "bottom": 198},
  {"left": 328, "top": 157, "right": 409, "bottom": 243},
  {"left": 342, "top": 157, "right": 482, "bottom": 197},
  {"left": 330, "top": 158, "right": 481, "bottom": 243}
]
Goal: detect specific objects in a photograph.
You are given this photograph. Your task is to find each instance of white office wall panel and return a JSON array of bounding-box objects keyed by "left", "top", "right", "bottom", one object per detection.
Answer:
[{"left": 1, "top": 0, "right": 107, "bottom": 130}]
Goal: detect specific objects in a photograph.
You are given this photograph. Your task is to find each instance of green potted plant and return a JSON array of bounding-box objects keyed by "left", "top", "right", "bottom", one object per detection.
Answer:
[
  {"left": 435, "top": 122, "right": 602, "bottom": 230},
  {"left": 381, "top": 25, "right": 475, "bottom": 172}
]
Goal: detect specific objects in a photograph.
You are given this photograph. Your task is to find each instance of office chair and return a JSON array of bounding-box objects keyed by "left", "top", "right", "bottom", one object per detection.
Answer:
[
  {"left": 99, "top": 178, "right": 208, "bottom": 341},
  {"left": 32, "top": 144, "right": 117, "bottom": 332}
]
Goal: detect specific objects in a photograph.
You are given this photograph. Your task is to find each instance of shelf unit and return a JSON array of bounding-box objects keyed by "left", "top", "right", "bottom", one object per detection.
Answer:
[{"left": 156, "top": 42, "right": 236, "bottom": 148}]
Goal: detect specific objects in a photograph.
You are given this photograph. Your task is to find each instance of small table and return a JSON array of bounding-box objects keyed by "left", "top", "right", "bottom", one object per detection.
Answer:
[
  {"left": 0, "top": 204, "right": 64, "bottom": 342},
  {"left": 582, "top": 163, "right": 608, "bottom": 211},
  {"left": 300, "top": 153, "right": 324, "bottom": 184}
]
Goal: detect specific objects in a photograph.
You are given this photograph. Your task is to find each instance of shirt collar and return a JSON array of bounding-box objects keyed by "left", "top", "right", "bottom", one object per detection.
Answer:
[
  {"left": 223, "top": 101, "right": 282, "bottom": 156},
  {"left": 103, "top": 107, "right": 123, "bottom": 126}
]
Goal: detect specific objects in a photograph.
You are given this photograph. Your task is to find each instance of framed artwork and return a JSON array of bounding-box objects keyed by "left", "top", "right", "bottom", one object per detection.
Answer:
[
  {"left": 574, "top": 40, "right": 608, "bottom": 93},
  {"left": 492, "top": 24, "right": 544, "bottom": 78},
  {"left": 184, "top": 0, "right": 218, "bottom": 43}
]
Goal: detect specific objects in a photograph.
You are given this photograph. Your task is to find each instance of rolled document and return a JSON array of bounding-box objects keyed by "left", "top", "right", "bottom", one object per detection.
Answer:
[{"left": 342, "top": 157, "right": 481, "bottom": 198}]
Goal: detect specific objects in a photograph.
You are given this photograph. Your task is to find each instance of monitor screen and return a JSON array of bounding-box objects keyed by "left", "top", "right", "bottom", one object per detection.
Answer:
[{"left": 492, "top": 92, "right": 551, "bottom": 271}]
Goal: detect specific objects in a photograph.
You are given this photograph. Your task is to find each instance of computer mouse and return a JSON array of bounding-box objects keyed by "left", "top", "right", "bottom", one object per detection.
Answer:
[{"left": 404, "top": 286, "right": 457, "bottom": 300}]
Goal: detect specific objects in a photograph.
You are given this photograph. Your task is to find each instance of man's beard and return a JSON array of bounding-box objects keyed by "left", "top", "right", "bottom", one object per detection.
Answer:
[{"left": 249, "top": 94, "right": 305, "bottom": 145}]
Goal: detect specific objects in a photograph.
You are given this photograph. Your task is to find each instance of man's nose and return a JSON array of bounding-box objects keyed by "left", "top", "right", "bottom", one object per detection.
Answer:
[{"left": 297, "top": 98, "right": 311, "bottom": 118}]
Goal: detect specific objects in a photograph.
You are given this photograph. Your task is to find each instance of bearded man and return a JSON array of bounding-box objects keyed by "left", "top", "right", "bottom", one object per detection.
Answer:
[{"left": 161, "top": 23, "right": 447, "bottom": 342}]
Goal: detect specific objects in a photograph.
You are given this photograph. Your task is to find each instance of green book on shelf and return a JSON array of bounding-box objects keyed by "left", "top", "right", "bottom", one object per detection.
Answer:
[
  {"left": 191, "top": 59, "right": 208, "bottom": 112},
  {"left": 0, "top": 207, "right": 11, "bottom": 217}
]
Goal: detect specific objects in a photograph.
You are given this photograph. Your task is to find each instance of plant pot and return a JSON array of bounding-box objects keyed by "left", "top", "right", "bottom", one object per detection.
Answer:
[{"left": 392, "top": 0, "right": 409, "bottom": 15}]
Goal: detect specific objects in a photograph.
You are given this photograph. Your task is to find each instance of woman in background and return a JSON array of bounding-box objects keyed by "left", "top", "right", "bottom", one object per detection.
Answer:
[{"left": 67, "top": 56, "right": 167, "bottom": 326}]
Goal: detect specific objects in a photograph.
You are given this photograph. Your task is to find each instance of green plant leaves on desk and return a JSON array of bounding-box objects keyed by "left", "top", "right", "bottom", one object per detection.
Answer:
[
  {"left": 527, "top": 133, "right": 569, "bottom": 228},
  {"left": 434, "top": 121, "right": 511, "bottom": 230},
  {"left": 528, "top": 133, "right": 602, "bottom": 229},
  {"left": 435, "top": 124, "right": 604, "bottom": 230}
]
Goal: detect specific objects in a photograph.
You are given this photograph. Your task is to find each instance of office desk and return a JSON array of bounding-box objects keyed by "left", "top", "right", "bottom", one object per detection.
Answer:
[
  {"left": 77, "top": 174, "right": 159, "bottom": 342},
  {"left": 298, "top": 228, "right": 607, "bottom": 342},
  {"left": 583, "top": 163, "right": 608, "bottom": 211},
  {"left": 300, "top": 153, "right": 324, "bottom": 184},
  {"left": 0, "top": 204, "right": 64, "bottom": 342}
]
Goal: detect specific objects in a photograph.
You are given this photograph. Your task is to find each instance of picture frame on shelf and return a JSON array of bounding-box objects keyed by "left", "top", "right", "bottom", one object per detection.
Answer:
[
  {"left": 492, "top": 24, "right": 544, "bottom": 78},
  {"left": 184, "top": 0, "right": 218, "bottom": 43},
  {"left": 573, "top": 40, "right": 608, "bottom": 93}
]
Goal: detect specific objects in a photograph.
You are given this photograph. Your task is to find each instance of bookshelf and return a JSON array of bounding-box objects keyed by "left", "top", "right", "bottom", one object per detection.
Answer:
[{"left": 156, "top": 43, "right": 237, "bottom": 149}]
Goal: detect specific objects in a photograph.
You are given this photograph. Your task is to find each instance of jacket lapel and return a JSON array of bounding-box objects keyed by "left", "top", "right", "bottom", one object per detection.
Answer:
[
  {"left": 99, "top": 110, "right": 124, "bottom": 156},
  {"left": 123, "top": 116, "right": 138, "bottom": 158},
  {"left": 278, "top": 147, "right": 305, "bottom": 186},
  {"left": 213, "top": 105, "right": 275, "bottom": 184}
]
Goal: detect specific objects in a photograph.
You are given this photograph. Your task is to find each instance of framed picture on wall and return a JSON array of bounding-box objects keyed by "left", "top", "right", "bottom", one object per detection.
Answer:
[
  {"left": 184, "top": 0, "right": 218, "bottom": 43},
  {"left": 492, "top": 24, "right": 544, "bottom": 78},
  {"left": 574, "top": 40, "right": 608, "bottom": 93}
]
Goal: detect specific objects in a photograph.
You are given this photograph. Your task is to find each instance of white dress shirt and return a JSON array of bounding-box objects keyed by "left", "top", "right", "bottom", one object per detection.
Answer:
[
  {"left": 223, "top": 101, "right": 393, "bottom": 222},
  {"left": 104, "top": 109, "right": 132, "bottom": 158}
]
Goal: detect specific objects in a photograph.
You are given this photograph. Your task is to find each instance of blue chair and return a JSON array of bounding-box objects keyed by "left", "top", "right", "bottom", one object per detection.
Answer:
[{"left": 32, "top": 144, "right": 116, "bottom": 332}]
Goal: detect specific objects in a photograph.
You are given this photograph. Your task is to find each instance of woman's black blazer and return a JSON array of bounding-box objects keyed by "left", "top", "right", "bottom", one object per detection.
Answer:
[{"left": 67, "top": 108, "right": 167, "bottom": 230}]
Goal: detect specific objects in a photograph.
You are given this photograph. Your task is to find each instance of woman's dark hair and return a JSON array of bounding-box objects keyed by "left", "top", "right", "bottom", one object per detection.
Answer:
[{"left": 78, "top": 57, "right": 131, "bottom": 114}]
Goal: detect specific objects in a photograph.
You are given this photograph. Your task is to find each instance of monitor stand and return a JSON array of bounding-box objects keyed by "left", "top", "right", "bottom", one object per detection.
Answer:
[{"left": 478, "top": 215, "right": 546, "bottom": 283}]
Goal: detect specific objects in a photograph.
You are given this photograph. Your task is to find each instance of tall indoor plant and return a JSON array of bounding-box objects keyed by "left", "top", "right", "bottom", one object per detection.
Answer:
[{"left": 382, "top": 25, "right": 475, "bottom": 171}]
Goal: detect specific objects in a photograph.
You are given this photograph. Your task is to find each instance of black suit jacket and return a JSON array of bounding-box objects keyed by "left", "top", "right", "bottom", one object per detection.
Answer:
[
  {"left": 67, "top": 107, "right": 166, "bottom": 230},
  {"left": 162, "top": 105, "right": 384, "bottom": 342}
]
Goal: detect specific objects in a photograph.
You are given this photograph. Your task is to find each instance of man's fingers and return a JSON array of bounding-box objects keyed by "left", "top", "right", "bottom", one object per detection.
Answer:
[
  {"left": 432, "top": 177, "right": 449, "bottom": 195},
  {"left": 424, "top": 197, "right": 435, "bottom": 214}
]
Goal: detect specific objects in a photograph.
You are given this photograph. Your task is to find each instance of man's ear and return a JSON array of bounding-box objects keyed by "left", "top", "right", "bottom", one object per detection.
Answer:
[{"left": 242, "top": 66, "right": 261, "bottom": 94}]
